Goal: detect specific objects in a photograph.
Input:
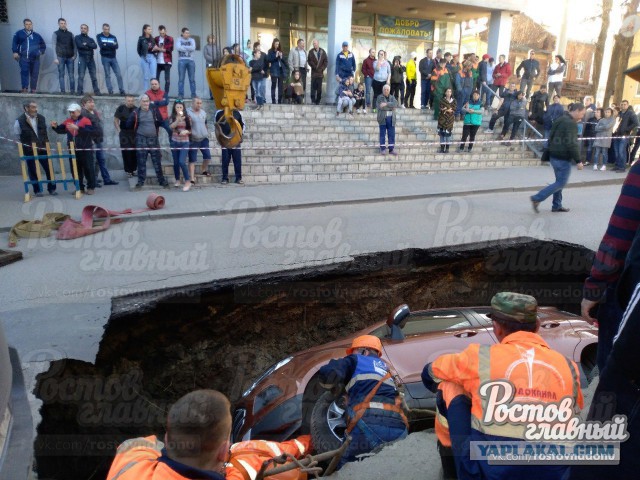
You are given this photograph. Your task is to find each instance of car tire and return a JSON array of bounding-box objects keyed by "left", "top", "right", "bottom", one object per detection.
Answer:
[{"left": 310, "top": 391, "right": 346, "bottom": 453}]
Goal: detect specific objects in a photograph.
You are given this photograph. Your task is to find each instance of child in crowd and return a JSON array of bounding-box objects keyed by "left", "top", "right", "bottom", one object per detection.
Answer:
[
  {"left": 593, "top": 108, "right": 614, "bottom": 171},
  {"left": 284, "top": 70, "right": 304, "bottom": 104},
  {"left": 354, "top": 82, "right": 366, "bottom": 114},
  {"left": 459, "top": 90, "right": 483, "bottom": 152},
  {"left": 169, "top": 100, "right": 192, "bottom": 191}
]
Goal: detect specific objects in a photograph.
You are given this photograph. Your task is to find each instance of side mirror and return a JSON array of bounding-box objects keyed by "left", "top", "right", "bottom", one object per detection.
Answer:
[{"left": 387, "top": 304, "right": 410, "bottom": 328}]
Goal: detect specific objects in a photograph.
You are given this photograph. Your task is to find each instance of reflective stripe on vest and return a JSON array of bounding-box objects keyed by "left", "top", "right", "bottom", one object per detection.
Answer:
[
  {"left": 346, "top": 373, "right": 395, "bottom": 392},
  {"left": 237, "top": 459, "right": 258, "bottom": 480},
  {"left": 293, "top": 439, "right": 306, "bottom": 455},
  {"left": 109, "top": 437, "right": 165, "bottom": 480}
]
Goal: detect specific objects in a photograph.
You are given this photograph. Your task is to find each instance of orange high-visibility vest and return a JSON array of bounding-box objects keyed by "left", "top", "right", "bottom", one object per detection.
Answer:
[
  {"left": 435, "top": 382, "right": 466, "bottom": 447},
  {"left": 106, "top": 436, "right": 197, "bottom": 480},
  {"left": 226, "top": 435, "right": 312, "bottom": 480},
  {"left": 427, "top": 331, "right": 584, "bottom": 439}
]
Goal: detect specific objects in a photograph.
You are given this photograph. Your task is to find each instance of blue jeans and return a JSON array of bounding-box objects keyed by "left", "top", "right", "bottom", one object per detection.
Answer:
[
  {"left": 613, "top": 137, "right": 629, "bottom": 170},
  {"left": 171, "top": 141, "right": 190, "bottom": 181},
  {"left": 420, "top": 78, "right": 431, "bottom": 107},
  {"left": 188, "top": 138, "right": 212, "bottom": 163},
  {"left": 19, "top": 56, "right": 40, "bottom": 91},
  {"left": 135, "top": 134, "right": 166, "bottom": 186},
  {"left": 531, "top": 157, "right": 572, "bottom": 210},
  {"left": 338, "top": 413, "right": 407, "bottom": 469},
  {"left": 77, "top": 56, "right": 100, "bottom": 94},
  {"left": 585, "top": 138, "right": 594, "bottom": 164},
  {"left": 178, "top": 59, "right": 196, "bottom": 97},
  {"left": 140, "top": 54, "right": 157, "bottom": 92},
  {"left": 592, "top": 146, "right": 608, "bottom": 167},
  {"left": 94, "top": 142, "right": 112, "bottom": 182},
  {"left": 101, "top": 57, "right": 124, "bottom": 94},
  {"left": 57, "top": 57, "right": 75, "bottom": 92},
  {"left": 222, "top": 148, "right": 242, "bottom": 181},
  {"left": 251, "top": 78, "right": 266, "bottom": 105},
  {"left": 379, "top": 116, "right": 395, "bottom": 152},
  {"left": 364, "top": 76, "right": 373, "bottom": 107},
  {"left": 455, "top": 87, "right": 472, "bottom": 116}
]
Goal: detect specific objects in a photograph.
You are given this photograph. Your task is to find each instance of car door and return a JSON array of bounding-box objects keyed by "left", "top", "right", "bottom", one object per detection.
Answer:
[{"left": 379, "top": 309, "right": 497, "bottom": 402}]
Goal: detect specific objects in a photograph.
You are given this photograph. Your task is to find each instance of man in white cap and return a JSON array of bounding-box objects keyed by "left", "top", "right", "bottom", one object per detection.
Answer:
[{"left": 51, "top": 103, "right": 97, "bottom": 195}]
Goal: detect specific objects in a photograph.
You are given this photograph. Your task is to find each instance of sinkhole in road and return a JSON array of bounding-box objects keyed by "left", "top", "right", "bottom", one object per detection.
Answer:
[{"left": 34, "top": 237, "right": 595, "bottom": 479}]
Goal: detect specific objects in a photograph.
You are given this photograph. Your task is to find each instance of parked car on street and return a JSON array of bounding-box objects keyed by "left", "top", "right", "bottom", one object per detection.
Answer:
[{"left": 232, "top": 304, "right": 598, "bottom": 450}]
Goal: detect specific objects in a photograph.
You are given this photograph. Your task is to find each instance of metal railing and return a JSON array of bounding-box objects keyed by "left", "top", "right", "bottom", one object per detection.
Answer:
[{"left": 521, "top": 119, "right": 545, "bottom": 157}]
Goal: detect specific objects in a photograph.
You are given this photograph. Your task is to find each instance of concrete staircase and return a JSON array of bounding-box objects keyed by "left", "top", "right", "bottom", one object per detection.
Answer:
[{"left": 134, "top": 104, "right": 540, "bottom": 188}]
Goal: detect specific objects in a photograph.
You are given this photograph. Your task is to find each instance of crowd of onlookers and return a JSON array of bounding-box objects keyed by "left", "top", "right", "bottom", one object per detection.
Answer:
[{"left": 12, "top": 16, "right": 640, "bottom": 195}]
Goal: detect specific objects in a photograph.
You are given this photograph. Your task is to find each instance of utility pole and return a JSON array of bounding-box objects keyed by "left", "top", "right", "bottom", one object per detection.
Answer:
[{"left": 556, "top": 0, "right": 570, "bottom": 57}]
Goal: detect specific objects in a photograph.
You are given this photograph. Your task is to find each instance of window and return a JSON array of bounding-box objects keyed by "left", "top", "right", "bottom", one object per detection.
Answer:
[
  {"left": 0, "top": 1, "right": 7, "bottom": 23},
  {"left": 575, "top": 61, "right": 585, "bottom": 80},
  {"left": 401, "top": 310, "right": 471, "bottom": 336}
]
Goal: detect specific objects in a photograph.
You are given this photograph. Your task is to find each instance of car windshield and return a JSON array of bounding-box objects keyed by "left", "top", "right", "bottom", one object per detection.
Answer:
[{"left": 370, "top": 310, "right": 471, "bottom": 338}]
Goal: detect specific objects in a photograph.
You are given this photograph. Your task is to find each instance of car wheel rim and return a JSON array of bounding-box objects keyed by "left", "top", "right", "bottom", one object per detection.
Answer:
[{"left": 326, "top": 400, "right": 346, "bottom": 441}]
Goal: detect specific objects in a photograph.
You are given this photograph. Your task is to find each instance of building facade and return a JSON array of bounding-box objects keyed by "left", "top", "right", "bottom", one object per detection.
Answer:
[{"left": 0, "top": 0, "right": 521, "bottom": 99}]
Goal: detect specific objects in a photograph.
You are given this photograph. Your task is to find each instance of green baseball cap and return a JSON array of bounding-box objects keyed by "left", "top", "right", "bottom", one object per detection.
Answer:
[{"left": 488, "top": 292, "right": 538, "bottom": 324}]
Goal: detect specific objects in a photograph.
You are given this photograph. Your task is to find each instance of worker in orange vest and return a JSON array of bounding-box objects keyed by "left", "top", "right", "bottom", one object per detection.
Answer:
[
  {"left": 422, "top": 292, "right": 584, "bottom": 480},
  {"left": 318, "top": 334, "right": 408, "bottom": 468},
  {"left": 107, "top": 389, "right": 313, "bottom": 480}
]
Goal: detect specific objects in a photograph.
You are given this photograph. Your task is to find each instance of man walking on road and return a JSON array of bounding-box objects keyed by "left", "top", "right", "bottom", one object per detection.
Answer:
[
  {"left": 75, "top": 24, "right": 101, "bottom": 95},
  {"left": 531, "top": 103, "right": 585, "bottom": 213},
  {"left": 97, "top": 24, "right": 125, "bottom": 95},
  {"left": 53, "top": 18, "right": 76, "bottom": 94},
  {"left": 12, "top": 19, "right": 46, "bottom": 93}
]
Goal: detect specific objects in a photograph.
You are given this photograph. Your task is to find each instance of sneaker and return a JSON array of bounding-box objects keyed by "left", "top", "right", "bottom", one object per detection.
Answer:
[
  {"left": 459, "top": 145, "right": 465, "bottom": 151},
  {"left": 363, "top": 109, "right": 367, "bottom": 114},
  {"left": 104, "top": 180, "right": 119, "bottom": 185},
  {"left": 221, "top": 179, "right": 229, "bottom": 184},
  {"left": 552, "top": 207, "right": 570, "bottom": 212},
  {"left": 389, "top": 150, "right": 398, "bottom": 155},
  {"left": 600, "top": 165, "right": 607, "bottom": 171},
  {"left": 161, "top": 183, "right": 171, "bottom": 189},
  {"left": 120, "top": 90, "right": 126, "bottom": 95},
  {"left": 174, "top": 181, "right": 181, "bottom": 187},
  {"left": 485, "top": 129, "right": 494, "bottom": 133},
  {"left": 34, "top": 192, "right": 44, "bottom": 198},
  {"left": 336, "top": 112, "right": 340, "bottom": 117},
  {"left": 235, "top": 179, "right": 244, "bottom": 185},
  {"left": 401, "top": 105, "right": 406, "bottom": 109},
  {"left": 356, "top": 109, "right": 361, "bottom": 114},
  {"left": 372, "top": 108, "right": 377, "bottom": 113},
  {"left": 86, "top": 189, "right": 95, "bottom": 195},
  {"left": 49, "top": 191, "right": 59, "bottom": 196},
  {"left": 593, "top": 164, "right": 598, "bottom": 170},
  {"left": 182, "top": 181, "right": 192, "bottom": 192},
  {"left": 134, "top": 183, "right": 143, "bottom": 190},
  {"left": 380, "top": 150, "right": 387, "bottom": 155},
  {"left": 421, "top": 106, "right": 426, "bottom": 109},
  {"left": 348, "top": 112, "right": 354, "bottom": 117}
]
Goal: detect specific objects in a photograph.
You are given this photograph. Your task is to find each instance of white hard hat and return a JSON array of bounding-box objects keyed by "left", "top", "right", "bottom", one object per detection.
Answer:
[
  {"left": 67, "top": 103, "right": 81, "bottom": 112},
  {"left": 410, "top": 51, "right": 417, "bottom": 58}
]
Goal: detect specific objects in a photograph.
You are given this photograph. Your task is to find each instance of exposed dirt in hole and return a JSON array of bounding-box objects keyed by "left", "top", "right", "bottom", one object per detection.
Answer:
[{"left": 33, "top": 238, "right": 594, "bottom": 479}]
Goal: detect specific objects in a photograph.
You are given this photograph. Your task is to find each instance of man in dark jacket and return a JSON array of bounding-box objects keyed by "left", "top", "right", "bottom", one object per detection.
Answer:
[
  {"left": 531, "top": 103, "right": 585, "bottom": 213},
  {"left": 318, "top": 335, "right": 408, "bottom": 469},
  {"left": 308, "top": 39, "right": 328, "bottom": 105},
  {"left": 486, "top": 82, "right": 517, "bottom": 133},
  {"left": 515, "top": 49, "right": 539, "bottom": 100},
  {"left": 543, "top": 95, "right": 564, "bottom": 139},
  {"left": 96, "top": 23, "right": 125, "bottom": 95},
  {"left": 81, "top": 95, "right": 118, "bottom": 187},
  {"left": 75, "top": 24, "right": 101, "bottom": 95},
  {"left": 53, "top": 18, "right": 76, "bottom": 94},
  {"left": 51, "top": 103, "right": 97, "bottom": 195},
  {"left": 529, "top": 85, "right": 549, "bottom": 126},
  {"left": 155, "top": 26, "right": 174, "bottom": 94},
  {"left": 13, "top": 100, "right": 57, "bottom": 196},
  {"left": 125, "top": 95, "right": 169, "bottom": 189},
  {"left": 612, "top": 100, "right": 640, "bottom": 172},
  {"left": 361, "top": 48, "right": 376, "bottom": 109},
  {"left": 12, "top": 18, "right": 46, "bottom": 93},
  {"left": 419, "top": 48, "right": 436, "bottom": 109},
  {"left": 335, "top": 41, "right": 356, "bottom": 83}
]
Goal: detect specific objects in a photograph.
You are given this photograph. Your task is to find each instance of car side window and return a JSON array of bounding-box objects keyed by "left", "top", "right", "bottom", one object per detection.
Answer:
[{"left": 401, "top": 311, "right": 471, "bottom": 336}]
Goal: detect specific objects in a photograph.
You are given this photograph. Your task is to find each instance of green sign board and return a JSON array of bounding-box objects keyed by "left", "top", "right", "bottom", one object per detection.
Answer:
[{"left": 377, "top": 15, "right": 434, "bottom": 40}]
